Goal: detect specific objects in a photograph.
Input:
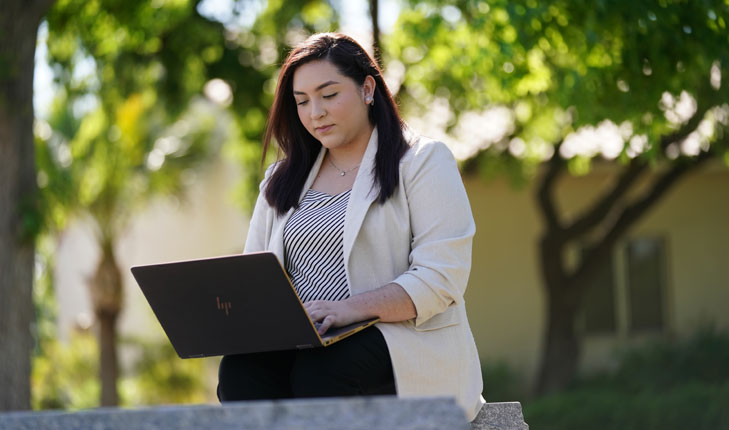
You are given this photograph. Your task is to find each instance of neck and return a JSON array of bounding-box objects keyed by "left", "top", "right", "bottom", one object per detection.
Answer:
[{"left": 328, "top": 124, "right": 374, "bottom": 166}]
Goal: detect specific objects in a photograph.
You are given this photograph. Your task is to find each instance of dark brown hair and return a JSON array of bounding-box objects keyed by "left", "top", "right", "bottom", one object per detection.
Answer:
[{"left": 262, "top": 32, "right": 409, "bottom": 214}]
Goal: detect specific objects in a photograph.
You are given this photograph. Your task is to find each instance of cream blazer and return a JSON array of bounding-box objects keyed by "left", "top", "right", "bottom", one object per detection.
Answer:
[{"left": 244, "top": 129, "right": 485, "bottom": 421}]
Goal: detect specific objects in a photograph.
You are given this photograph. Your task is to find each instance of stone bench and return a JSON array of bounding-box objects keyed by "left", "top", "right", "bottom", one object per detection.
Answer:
[
  {"left": 471, "top": 401, "right": 529, "bottom": 430},
  {"left": 0, "top": 397, "right": 528, "bottom": 430}
]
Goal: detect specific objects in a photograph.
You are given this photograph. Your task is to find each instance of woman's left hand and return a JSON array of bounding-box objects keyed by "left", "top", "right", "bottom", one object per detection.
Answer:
[{"left": 303, "top": 299, "right": 368, "bottom": 335}]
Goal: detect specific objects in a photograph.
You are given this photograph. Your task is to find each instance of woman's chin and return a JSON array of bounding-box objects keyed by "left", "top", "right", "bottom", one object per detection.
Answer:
[{"left": 319, "top": 138, "right": 344, "bottom": 150}]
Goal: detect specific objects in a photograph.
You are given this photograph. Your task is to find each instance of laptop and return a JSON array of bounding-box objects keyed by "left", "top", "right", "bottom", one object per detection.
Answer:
[{"left": 130, "top": 251, "right": 379, "bottom": 358}]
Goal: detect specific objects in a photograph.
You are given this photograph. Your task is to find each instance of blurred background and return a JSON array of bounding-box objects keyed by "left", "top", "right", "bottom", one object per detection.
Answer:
[{"left": 1, "top": 1, "right": 728, "bottom": 428}]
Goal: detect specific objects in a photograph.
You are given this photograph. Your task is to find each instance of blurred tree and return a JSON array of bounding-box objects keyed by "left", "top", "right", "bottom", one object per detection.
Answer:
[
  {"left": 36, "top": 89, "right": 222, "bottom": 406},
  {"left": 0, "top": 0, "right": 57, "bottom": 412},
  {"left": 37, "top": 0, "right": 338, "bottom": 407},
  {"left": 32, "top": 228, "right": 211, "bottom": 409},
  {"left": 386, "top": 0, "right": 729, "bottom": 395},
  {"left": 369, "top": 0, "right": 383, "bottom": 70}
]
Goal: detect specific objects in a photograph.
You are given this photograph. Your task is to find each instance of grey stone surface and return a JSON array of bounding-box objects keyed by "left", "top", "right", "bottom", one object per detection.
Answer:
[
  {"left": 471, "top": 402, "right": 529, "bottom": 430},
  {"left": 0, "top": 396, "right": 473, "bottom": 430}
]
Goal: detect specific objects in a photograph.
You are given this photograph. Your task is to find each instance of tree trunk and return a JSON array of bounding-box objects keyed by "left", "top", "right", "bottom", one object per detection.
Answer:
[
  {"left": 535, "top": 281, "right": 581, "bottom": 396},
  {"left": 534, "top": 232, "right": 580, "bottom": 395},
  {"left": 532, "top": 145, "right": 713, "bottom": 396},
  {"left": 97, "top": 311, "right": 119, "bottom": 406},
  {"left": 368, "top": 0, "right": 382, "bottom": 70},
  {"left": 0, "top": 0, "right": 55, "bottom": 411},
  {"left": 89, "top": 240, "right": 123, "bottom": 406}
]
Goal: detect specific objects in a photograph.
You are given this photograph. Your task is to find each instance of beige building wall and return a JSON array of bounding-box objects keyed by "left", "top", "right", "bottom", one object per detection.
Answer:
[
  {"left": 463, "top": 162, "right": 729, "bottom": 388},
  {"left": 54, "top": 153, "right": 729, "bottom": 392},
  {"left": 463, "top": 175, "right": 544, "bottom": 387}
]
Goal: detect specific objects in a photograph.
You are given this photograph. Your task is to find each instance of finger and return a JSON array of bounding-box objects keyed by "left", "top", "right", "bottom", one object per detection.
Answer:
[
  {"left": 318, "top": 315, "right": 335, "bottom": 335},
  {"left": 304, "top": 300, "right": 326, "bottom": 314},
  {"left": 304, "top": 303, "right": 322, "bottom": 321},
  {"left": 303, "top": 302, "right": 315, "bottom": 313}
]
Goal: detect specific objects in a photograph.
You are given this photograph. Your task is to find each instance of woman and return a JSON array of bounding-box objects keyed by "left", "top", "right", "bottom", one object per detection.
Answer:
[{"left": 218, "top": 33, "right": 485, "bottom": 421}]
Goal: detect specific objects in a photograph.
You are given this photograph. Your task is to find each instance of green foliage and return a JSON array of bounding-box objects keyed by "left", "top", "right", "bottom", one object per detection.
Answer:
[
  {"left": 31, "top": 236, "right": 98, "bottom": 410},
  {"left": 605, "top": 328, "right": 729, "bottom": 393},
  {"left": 35, "top": 89, "right": 222, "bottom": 237},
  {"left": 386, "top": 0, "right": 729, "bottom": 180},
  {"left": 120, "top": 338, "right": 213, "bottom": 406},
  {"left": 523, "top": 327, "right": 729, "bottom": 430},
  {"left": 31, "top": 331, "right": 214, "bottom": 409},
  {"left": 32, "top": 240, "right": 211, "bottom": 411},
  {"left": 41, "top": 0, "right": 341, "bottom": 213},
  {"left": 391, "top": 0, "right": 729, "bottom": 123},
  {"left": 32, "top": 331, "right": 100, "bottom": 410},
  {"left": 32, "top": 237, "right": 59, "bottom": 354},
  {"left": 525, "top": 383, "right": 729, "bottom": 430},
  {"left": 482, "top": 361, "right": 527, "bottom": 402}
]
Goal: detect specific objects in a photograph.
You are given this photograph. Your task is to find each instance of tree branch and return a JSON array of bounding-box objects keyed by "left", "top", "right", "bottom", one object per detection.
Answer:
[
  {"left": 536, "top": 140, "right": 565, "bottom": 232},
  {"left": 659, "top": 102, "right": 712, "bottom": 149},
  {"left": 573, "top": 150, "right": 713, "bottom": 286},
  {"left": 607, "top": 152, "right": 711, "bottom": 244},
  {"left": 564, "top": 160, "right": 647, "bottom": 240},
  {"left": 563, "top": 102, "right": 714, "bottom": 242}
]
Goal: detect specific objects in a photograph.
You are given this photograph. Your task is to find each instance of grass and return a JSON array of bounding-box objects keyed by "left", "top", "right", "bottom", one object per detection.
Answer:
[{"left": 521, "top": 327, "right": 729, "bottom": 430}]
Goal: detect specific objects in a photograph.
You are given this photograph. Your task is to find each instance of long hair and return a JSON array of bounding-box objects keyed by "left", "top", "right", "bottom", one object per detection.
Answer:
[{"left": 262, "top": 33, "right": 409, "bottom": 214}]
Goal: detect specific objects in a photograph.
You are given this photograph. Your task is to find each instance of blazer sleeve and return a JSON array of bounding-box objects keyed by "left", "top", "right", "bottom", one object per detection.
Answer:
[
  {"left": 243, "top": 164, "right": 276, "bottom": 253},
  {"left": 392, "top": 141, "right": 476, "bottom": 327}
]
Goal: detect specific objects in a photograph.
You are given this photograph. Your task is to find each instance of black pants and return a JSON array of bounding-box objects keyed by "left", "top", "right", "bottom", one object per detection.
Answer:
[{"left": 217, "top": 326, "right": 396, "bottom": 401}]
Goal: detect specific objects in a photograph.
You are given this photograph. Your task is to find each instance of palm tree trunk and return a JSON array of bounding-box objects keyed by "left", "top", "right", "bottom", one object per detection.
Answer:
[
  {"left": 98, "top": 309, "right": 119, "bottom": 406},
  {"left": 89, "top": 240, "right": 123, "bottom": 406}
]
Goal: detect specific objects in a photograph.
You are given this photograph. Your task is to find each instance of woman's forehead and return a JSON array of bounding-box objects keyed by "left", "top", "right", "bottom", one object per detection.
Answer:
[{"left": 292, "top": 60, "right": 351, "bottom": 93}]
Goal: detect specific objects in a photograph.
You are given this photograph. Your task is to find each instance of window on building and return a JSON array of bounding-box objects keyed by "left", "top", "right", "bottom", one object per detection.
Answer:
[
  {"left": 579, "top": 237, "right": 667, "bottom": 336},
  {"left": 581, "top": 251, "right": 617, "bottom": 334},
  {"left": 626, "top": 238, "right": 666, "bottom": 332}
]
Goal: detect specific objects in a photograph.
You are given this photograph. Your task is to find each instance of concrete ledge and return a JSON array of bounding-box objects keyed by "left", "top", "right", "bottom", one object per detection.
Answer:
[
  {"left": 0, "top": 396, "right": 470, "bottom": 430},
  {"left": 0, "top": 397, "right": 528, "bottom": 430},
  {"left": 471, "top": 402, "right": 529, "bottom": 430}
]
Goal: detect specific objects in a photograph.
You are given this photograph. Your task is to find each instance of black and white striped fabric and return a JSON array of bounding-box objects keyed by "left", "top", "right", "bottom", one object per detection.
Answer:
[{"left": 283, "top": 189, "right": 351, "bottom": 303}]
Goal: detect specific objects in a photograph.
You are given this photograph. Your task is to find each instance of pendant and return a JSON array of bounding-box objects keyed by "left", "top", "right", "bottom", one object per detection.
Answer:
[{"left": 340, "top": 172, "right": 346, "bottom": 176}]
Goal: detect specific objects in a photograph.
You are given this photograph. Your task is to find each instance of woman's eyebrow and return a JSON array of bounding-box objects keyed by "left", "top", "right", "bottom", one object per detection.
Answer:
[{"left": 293, "top": 80, "right": 340, "bottom": 95}]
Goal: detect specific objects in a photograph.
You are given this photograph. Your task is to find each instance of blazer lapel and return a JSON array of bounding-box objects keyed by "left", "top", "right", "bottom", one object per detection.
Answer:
[
  {"left": 268, "top": 148, "right": 327, "bottom": 262},
  {"left": 269, "top": 130, "right": 377, "bottom": 272},
  {"left": 343, "top": 128, "right": 379, "bottom": 266}
]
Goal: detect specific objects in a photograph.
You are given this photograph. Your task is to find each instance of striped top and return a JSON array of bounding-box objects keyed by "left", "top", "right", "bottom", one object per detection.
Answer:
[{"left": 283, "top": 189, "right": 351, "bottom": 303}]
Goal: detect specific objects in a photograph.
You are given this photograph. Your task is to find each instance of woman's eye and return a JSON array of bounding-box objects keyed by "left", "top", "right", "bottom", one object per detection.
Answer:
[
  {"left": 323, "top": 93, "right": 338, "bottom": 99},
  {"left": 296, "top": 100, "right": 309, "bottom": 106}
]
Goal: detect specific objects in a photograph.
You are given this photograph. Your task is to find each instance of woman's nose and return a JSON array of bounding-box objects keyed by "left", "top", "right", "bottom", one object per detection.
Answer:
[{"left": 310, "top": 100, "right": 326, "bottom": 119}]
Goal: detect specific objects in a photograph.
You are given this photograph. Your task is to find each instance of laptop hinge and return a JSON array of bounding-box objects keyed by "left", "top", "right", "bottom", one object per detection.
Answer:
[{"left": 296, "top": 344, "right": 314, "bottom": 349}]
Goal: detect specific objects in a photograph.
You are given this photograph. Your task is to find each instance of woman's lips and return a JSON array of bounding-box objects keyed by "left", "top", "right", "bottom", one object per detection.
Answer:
[{"left": 316, "top": 124, "right": 334, "bottom": 133}]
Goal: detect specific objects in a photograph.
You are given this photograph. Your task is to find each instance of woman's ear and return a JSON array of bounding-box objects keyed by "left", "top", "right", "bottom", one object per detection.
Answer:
[{"left": 362, "top": 75, "right": 376, "bottom": 104}]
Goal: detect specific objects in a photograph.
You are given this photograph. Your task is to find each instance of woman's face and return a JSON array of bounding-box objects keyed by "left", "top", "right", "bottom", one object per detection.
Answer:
[{"left": 292, "top": 59, "right": 375, "bottom": 153}]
